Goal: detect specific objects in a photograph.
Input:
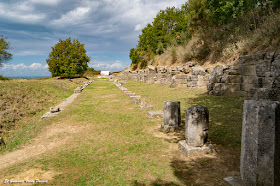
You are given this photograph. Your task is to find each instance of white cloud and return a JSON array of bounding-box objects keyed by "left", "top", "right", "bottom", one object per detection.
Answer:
[
  {"left": 134, "top": 24, "right": 143, "bottom": 31},
  {"left": 0, "top": 63, "right": 50, "bottom": 77},
  {"left": 89, "top": 60, "right": 125, "bottom": 72},
  {"left": 28, "top": 0, "right": 61, "bottom": 5},
  {"left": 50, "top": 6, "right": 91, "bottom": 27},
  {"left": 29, "top": 63, "right": 43, "bottom": 69},
  {"left": 0, "top": 2, "right": 46, "bottom": 24}
]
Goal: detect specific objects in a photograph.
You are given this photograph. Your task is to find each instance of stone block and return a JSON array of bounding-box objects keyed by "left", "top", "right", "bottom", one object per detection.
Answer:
[
  {"left": 148, "top": 110, "right": 163, "bottom": 119},
  {"left": 242, "top": 75, "right": 257, "bottom": 85},
  {"left": 74, "top": 87, "right": 82, "bottom": 93},
  {"left": 191, "top": 66, "right": 206, "bottom": 75},
  {"left": 162, "top": 101, "right": 181, "bottom": 133},
  {"left": 140, "top": 105, "right": 153, "bottom": 110},
  {"left": 238, "top": 53, "right": 265, "bottom": 65},
  {"left": 50, "top": 106, "right": 60, "bottom": 113},
  {"left": 185, "top": 105, "right": 209, "bottom": 147},
  {"left": 225, "top": 75, "right": 242, "bottom": 83},
  {"left": 178, "top": 140, "right": 213, "bottom": 156},
  {"left": 240, "top": 100, "right": 280, "bottom": 186},
  {"left": 240, "top": 65, "right": 257, "bottom": 76},
  {"left": 127, "top": 93, "right": 135, "bottom": 96}
]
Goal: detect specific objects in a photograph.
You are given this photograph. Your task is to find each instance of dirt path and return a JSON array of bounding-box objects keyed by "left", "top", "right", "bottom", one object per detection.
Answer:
[{"left": 0, "top": 122, "right": 86, "bottom": 170}]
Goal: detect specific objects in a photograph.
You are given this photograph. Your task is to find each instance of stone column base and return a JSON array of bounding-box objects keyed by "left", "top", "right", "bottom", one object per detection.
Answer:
[
  {"left": 161, "top": 124, "right": 180, "bottom": 133},
  {"left": 178, "top": 140, "right": 214, "bottom": 156}
]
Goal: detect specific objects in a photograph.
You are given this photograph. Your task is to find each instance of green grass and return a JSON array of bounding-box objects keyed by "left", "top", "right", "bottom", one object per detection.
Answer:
[
  {"left": 0, "top": 78, "right": 86, "bottom": 151},
  {"left": 124, "top": 81, "right": 244, "bottom": 148},
  {"left": 0, "top": 80, "right": 244, "bottom": 185}
]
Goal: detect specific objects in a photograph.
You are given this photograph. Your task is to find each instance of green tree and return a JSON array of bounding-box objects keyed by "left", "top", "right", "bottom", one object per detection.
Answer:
[
  {"left": 46, "top": 38, "right": 90, "bottom": 78},
  {"left": 0, "top": 35, "right": 12, "bottom": 67}
]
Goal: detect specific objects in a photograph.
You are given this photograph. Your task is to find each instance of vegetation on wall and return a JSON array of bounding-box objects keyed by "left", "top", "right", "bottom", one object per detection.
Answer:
[{"left": 130, "top": 0, "right": 280, "bottom": 68}]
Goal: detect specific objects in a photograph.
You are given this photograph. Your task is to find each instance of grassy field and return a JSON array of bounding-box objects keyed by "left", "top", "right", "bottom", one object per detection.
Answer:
[
  {"left": 0, "top": 78, "right": 88, "bottom": 151},
  {"left": 0, "top": 80, "right": 244, "bottom": 185}
]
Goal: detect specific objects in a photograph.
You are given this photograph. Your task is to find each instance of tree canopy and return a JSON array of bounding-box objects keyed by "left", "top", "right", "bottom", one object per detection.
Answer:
[
  {"left": 46, "top": 38, "right": 90, "bottom": 78},
  {"left": 0, "top": 35, "right": 12, "bottom": 67},
  {"left": 130, "top": 0, "right": 280, "bottom": 68}
]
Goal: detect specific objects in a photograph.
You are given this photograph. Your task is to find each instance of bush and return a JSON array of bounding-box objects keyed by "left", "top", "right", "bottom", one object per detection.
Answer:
[{"left": 0, "top": 75, "right": 9, "bottom": 80}]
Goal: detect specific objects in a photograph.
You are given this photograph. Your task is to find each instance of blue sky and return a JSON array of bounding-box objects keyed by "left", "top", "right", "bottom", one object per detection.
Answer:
[{"left": 0, "top": 0, "right": 186, "bottom": 77}]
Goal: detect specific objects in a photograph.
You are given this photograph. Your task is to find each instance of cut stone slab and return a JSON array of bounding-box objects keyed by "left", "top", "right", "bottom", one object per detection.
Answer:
[
  {"left": 124, "top": 91, "right": 132, "bottom": 94},
  {"left": 240, "top": 100, "right": 280, "bottom": 186},
  {"left": 140, "top": 105, "right": 153, "bottom": 110},
  {"left": 119, "top": 81, "right": 126, "bottom": 85},
  {"left": 74, "top": 87, "right": 82, "bottom": 93},
  {"left": 162, "top": 101, "right": 181, "bottom": 133},
  {"left": 50, "top": 106, "right": 60, "bottom": 113},
  {"left": 185, "top": 105, "right": 209, "bottom": 147},
  {"left": 224, "top": 176, "right": 243, "bottom": 186},
  {"left": 42, "top": 93, "right": 80, "bottom": 119},
  {"left": 178, "top": 140, "right": 213, "bottom": 156},
  {"left": 127, "top": 93, "right": 135, "bottom": 96},
  {"left": 148, "top": 110, "right": 163, "bottom": 119}
]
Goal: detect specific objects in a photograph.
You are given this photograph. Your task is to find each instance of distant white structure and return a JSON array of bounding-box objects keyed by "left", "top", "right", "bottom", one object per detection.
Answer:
[
  {"left": 100, "top": 71, "right": 110, "bottom": 76},
  {"left": 98, "top": 71, "right": 111, "bottom": 78}
]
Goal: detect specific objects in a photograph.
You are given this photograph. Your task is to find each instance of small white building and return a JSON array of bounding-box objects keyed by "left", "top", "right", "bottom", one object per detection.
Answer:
[
  {"left": 100, "top": 71, "right": 110, "bottom": 76},
  {"left": 98, "top": 71, "right": 111, "bottom": 78}
]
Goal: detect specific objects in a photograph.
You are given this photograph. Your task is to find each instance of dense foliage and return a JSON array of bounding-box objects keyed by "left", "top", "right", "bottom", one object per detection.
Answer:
[
  {"left": 130, "top": 0, "right": 280, "bottom": 67},
  {"left": 46, "top": 38, "right": 90, "bottom": 78},
  {"left": 0, "top": 35, "right": 12, "bottom": 67}
]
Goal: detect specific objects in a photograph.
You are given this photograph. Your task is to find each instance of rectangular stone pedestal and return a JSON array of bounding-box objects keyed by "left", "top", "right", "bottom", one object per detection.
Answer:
[{"left": 178, "top": 140, "right": 213, "bottom": 156}]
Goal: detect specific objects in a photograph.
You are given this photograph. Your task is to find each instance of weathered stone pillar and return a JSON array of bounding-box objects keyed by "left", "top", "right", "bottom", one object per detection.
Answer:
[
  {"left": 241, "top": 100, "right": 280, "bottom": 185},
  {"left": 179, "top": 105, "right": 213, "bottom": 156},
  {"left": 225, "top": 100, "right": 280, "bottom": 185},
  {"left": 162, "top": 101, "right": 181, "bottom": 132}
]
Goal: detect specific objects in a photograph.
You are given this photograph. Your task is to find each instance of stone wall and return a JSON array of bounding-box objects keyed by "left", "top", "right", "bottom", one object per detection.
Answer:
[
  {"left": 118, "top": 64, "right": 209, "bottom": 89},
  {"left": 207, "top": 52, "right": 280, "bottom": 99}
]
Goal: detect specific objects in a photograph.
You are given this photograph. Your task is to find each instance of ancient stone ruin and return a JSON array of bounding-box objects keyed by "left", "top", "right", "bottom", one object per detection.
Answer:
[
  {"left": 225, "top": 100, "right": 280, "bottom": 185},
  {"left": 42, "top": 80, "right": 93, "bottom": 119},
  {"left": 208, "top": 52, "right": 280, "bottom": 99},
  {"left": 118, "top": 64, "right": 209, "bottom": 89},
  {"left": 162, "top": 101, "right": 181, "bottom": 132},
  {"left": 179, "top": 105, "right": 213, "bottom": 156}
]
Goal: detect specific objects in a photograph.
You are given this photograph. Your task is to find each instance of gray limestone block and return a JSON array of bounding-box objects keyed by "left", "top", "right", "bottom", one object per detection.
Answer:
[
  {"left": 119, "top": 81, "right": 127, "bottom": 85},
  {"left": 225, "top": 75, "right": 242, "bottom": 84},
  {"left": 74, "top": 87, "right": 82, "bottom": 93},
  {"left": 185, "top": 105, "right": 209, "bottom": 147},
  {"left": 241, "top": 100, "right": 280, "bottom": 186},
  {"left": 240, "top": 65, "right": 257, "bottom": 76},
  {"left": 191, "top": 66, "right": 206, "bottom": 75},
  {"left": 256, "top": 60, "right": 272, "bottom": 77},
  {"left": 50, "top": 106, "right": 60, "bottom": 113},
  {"left": 148, "top": 110, "right": 163, "bottom": 119},
  {"left": 238, "top": 53, "right": 265, "bottom": 65},
  {"left": 140, "top": 105, "right": 153, "bottom": 110},
  {"left": 209, "top": 65, "right": 225, "bottom": 84},
  {"left": 162, "top": 101, "right": 181, "bottom": 133},
  {"left": 127, "top": 93, "right": 135, "bottom": 96},
  {"left": 178, "top": 140, "right": 214, "bottom": 156}
]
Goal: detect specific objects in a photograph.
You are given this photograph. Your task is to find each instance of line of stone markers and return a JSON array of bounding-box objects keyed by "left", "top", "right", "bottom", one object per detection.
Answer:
[
  {"left": 112, "top": 80, "right": 214, "bottom": 157},
  {"left": 113, "top": 80, "right": 167, "bottom": 118},
  {"left": 41, "top": 79, "right": 94, "bottom": 119},
  {"left": 113, "top": 80, "right": 280, "bottom": 185}
]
